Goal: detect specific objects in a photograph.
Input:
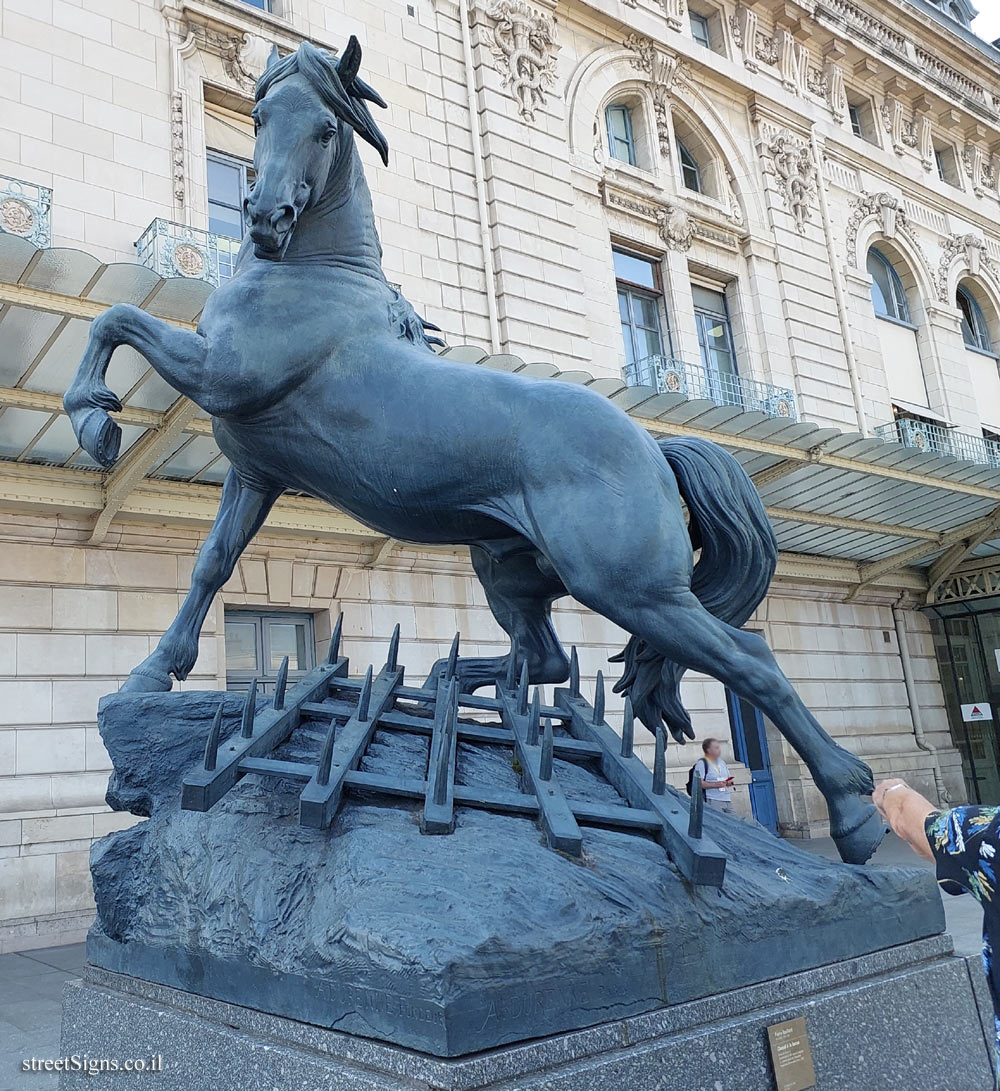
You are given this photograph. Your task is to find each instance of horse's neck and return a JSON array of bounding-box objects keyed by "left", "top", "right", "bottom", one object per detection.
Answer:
[{"left": 284, "top": 143, "right": 386, "bottom": 277}]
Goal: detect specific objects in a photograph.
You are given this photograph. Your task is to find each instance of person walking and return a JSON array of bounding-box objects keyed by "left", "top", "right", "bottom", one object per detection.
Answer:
[
  {"left": 695, "top": 738, "right": 736, "bottom": 814},
  {"left": 874, "top": 778, "right": 1000, "bottom": 1089}
]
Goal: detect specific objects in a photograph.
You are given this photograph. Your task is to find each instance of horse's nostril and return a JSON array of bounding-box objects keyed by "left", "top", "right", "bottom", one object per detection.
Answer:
[{"left": 270, "top": 204, "right": 297, "bottom": 233}]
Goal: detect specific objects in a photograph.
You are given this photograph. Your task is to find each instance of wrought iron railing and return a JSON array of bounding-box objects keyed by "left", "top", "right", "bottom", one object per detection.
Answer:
[
  {"left": 0, "top": 175, "right": 52, "bottom": 248},
  {"left": 135, "top": 219, "right": 246, "bottom": 287},
  {"left": 874, "top": 416, "right": 1000, "bottom": 468},
  {"left": 624, "top": 355, "right": 797, "bottom": 421}
]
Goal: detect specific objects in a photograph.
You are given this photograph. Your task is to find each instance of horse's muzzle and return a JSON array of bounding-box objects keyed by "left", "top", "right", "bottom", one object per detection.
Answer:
[{"left": 248, "top": 203, "right": 298, "bottom": 260}]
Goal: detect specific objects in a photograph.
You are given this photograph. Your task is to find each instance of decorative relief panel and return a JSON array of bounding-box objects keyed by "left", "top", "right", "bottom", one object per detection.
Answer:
[
  {"left": 481, "top": 0, "right": 559, "bottom": 124},
  {"left": 936, "top": 233, "right": 994, "bottom": 303},
  {"left": 623, "top": 34, "right": 687, "bottom": 159},
  {"left": 844, "top": 191, "right": 931, "bottom": 275},
  {"left": 657, "top": 204, "right": 693, "bottom": 251},
  {"left": 758, "top": 126, "right": 816, "bottom": 233}
]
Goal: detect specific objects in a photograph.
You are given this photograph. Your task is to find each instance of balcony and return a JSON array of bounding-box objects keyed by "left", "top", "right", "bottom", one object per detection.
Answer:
[
  {"left": 874, "top": 416, "right": 1000, "bottom": 468},
  {"left": 623, "top": 355, "right": 798, "bottom": 421},
  {"left": 0, "top": 174, "right": 52, "bottom": 248},
  {"left": 135, "top": 219, "right": 242, "bottom": 287}
]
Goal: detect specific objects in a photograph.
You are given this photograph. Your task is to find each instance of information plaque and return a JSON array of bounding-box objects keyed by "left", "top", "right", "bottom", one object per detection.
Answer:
[{"left": 766, "top": 1016, "right": 816, "bottom": 1091}]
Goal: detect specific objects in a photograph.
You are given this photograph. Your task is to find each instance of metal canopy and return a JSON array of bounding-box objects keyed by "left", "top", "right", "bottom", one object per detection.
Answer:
[{"left": 2, "top": 232, "right": 1000, "bottom": 590}]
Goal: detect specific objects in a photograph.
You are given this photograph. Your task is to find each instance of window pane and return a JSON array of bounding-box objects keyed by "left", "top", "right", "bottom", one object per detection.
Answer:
[
  {"left": 635, "top": 295, "right": 660, "bottom": 328},
  {"left": 225, "top": 622, "right": 259, "bottom": 671},
  {"left": 621, "top": 320, "right": 636, "bottom": 366},
  {"left": 690, "top": 13, "right": 711, "bottom": 46},
  {"left": 607, "top": 106, "right": 629, "bottom": 142},
  {"left": 618, "top": 290, "right": 631, "bottom": 324},
  {"left": 639, "top": 325, "right": 664, "bottom": 359},
  {"left": 269, "top": 622, "right": 308, "bottom": 671},
  {"left": 867, "top": 249, "right": 903, "bottom": 320},
  {"left": 207, "top": 158, "right": 242, "bottom": 209},
  {"left": 692, "top": 285, "right": 727, "bottom": 315},
  {"left": 209, "top": 202, "right": 244, "bottom": 240},
  {"left": 613, "top": 249, "right": 657, "bottom": 289}
]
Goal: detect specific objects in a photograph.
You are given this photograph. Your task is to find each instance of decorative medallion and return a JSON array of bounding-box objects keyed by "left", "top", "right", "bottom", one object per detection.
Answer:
[
  {"left": 0, "top": 197, "right": 34, "bottom": 237},
  {"left": 173, "top": 242, "right": 207, "bottom": 278}
]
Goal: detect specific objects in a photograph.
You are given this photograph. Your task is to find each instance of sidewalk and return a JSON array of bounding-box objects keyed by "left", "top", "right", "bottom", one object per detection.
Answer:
[{"left": 0, "top": 834, "right": 983, "bottom": 1091}]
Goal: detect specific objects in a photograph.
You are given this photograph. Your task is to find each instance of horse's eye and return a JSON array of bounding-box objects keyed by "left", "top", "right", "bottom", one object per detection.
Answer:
[{"left": 320, "top": 126, "right": 336, "bottom": 146}]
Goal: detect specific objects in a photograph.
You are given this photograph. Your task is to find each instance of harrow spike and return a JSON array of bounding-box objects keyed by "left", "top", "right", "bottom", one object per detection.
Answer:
[
  {"left": 569, "top": 646, "right": 580, "bottom": 697},
  {"left": 203, "top": 701, "right": 224, "bottom": 772},
  {"left": 592, "top": 670, "right": 605, "bottom": 725},
  {"left": 539, "top": 717, "right": 554, "bottom": 781},
  {"left": 316, "top": 717, "right": 337, "bottom": 787},
  {"left": 528, "top": 690, "right": 541, "bottom": 746},
  {"left": 652, "top": 724, "right": 666, "bottom": 795},
  {"left": 273, "top": 655, "right": 289, "bottom": 710},
  {"left": 517, "top": 660, "right": 529, "bottom": 716},
  {"left": 240, "top": 678, "right": 257, "bottom": 739},
  {"left": 620, "top": 695, "right": 635, "bottom": 758},
  {"left": 357, "top": 665, "right": 374, "bottom": 722},
  {"left": 445, "top": 632, "right": 460, "bottom": 679},
  {"left": 326, "top": 612, "right": 344, "bottom": 663},
  {"left": 688, "top": 767, "right": 705, "bottom": 839},
  {"left": 386, "top": 622, "right": 400, "bottom": 671}
]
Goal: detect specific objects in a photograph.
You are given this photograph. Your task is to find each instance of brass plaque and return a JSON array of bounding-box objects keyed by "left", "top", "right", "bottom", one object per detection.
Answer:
[{"left": 766, "top": 1016, "right": 816, "bottom": 1091}]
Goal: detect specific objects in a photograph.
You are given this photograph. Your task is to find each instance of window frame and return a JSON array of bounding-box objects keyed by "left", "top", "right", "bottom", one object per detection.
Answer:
[
  {"left": 605, "top": 102, "right": 637, "bottom": 167},
  {"left": 238, "top": 0, "right": 273, "bottom": 10},
  {"left": 692, "top": 285, "right": 738, "bottom": 379},
  {"left": 676, "top": 138, "right": 703, "bottom": 193},
  {"left": 207, "top": 150, "right": 255, "bottom": 241},
  {"left": 846, "top": 98, "right": 878, "bottom": 144},
  {"left": 690, "top": 11, "right": 712, "bottom": 48},
  {"left": 957, "top": 285, "right": 996, "bottom": 357},
  {"left": 614, "top": 248, "right": 669, "bottom": 376},
  {"left": 867, "top": 247, "right": 914, "bottom": 328},
  {"left": 224, "top": 610, "right": 316, "bottom": 692}
]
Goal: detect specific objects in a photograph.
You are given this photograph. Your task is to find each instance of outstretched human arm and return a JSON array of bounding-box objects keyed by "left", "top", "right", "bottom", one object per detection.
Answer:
[{"left": 872, "top": 779, "right": 937, "bottom": 861}]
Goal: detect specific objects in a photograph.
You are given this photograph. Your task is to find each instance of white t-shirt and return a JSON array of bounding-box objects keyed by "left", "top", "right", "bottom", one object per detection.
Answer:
[{"left": 697, "top": 757, "right": 732, "bottom": 801}]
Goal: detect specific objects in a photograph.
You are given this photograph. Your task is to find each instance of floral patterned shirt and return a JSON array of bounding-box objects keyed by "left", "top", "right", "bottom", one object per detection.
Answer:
[{"left": 926, "top": 806, "right": 1000, "bottom": 1088}]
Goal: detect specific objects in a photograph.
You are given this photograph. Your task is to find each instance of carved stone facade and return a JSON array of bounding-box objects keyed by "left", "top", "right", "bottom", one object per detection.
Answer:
[
  {"left": 624, "top": 33, "right": 687, "bottom": 158},
  {"left": 759, "top": 126, "right": 817, "bottom": 233},
  {"left": 481, "top": 0, "right": 560, "bottom": 124}
]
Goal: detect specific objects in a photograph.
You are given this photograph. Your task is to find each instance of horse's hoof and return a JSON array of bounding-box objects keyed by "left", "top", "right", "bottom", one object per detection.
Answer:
[
  {"left": 76, "top": 409, "right": 122, "bottom": 468},
  {"left": 832, "top": 802, "right": 887, "bottom": 865},
  {"left": 120, "top": 668, "right": 173, "bottom": 694}
]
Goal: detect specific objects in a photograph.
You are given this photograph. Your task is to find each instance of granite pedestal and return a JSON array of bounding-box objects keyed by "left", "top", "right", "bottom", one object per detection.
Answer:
[{"left": 60, "top": 935, "right": 993, "bottom": 1090}]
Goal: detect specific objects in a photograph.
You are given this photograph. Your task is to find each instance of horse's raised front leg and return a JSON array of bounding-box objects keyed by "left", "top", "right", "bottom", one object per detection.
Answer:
[
  {"left": 64, "top": 303, "right": 206, "bottom": 468},
  {"left": 122, "top": 469, "right": 282, "bottom": 693}
]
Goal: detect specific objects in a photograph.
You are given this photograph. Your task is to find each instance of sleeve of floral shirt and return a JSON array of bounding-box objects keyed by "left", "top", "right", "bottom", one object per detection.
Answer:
[{"left": 924, "top": 806, "right": 1000, "bottom": 903}]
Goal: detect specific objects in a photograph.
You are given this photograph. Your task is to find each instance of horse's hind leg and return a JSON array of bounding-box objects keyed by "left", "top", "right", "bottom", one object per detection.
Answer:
[
  {"left": 64, "top": 304, "right": 206, "bottom": 468},
  {"left": 122, "top": 469, "right": 281, "bottom": 692},
  {"left": 426, "top": 543, "right": 569, "bottom": 690}
]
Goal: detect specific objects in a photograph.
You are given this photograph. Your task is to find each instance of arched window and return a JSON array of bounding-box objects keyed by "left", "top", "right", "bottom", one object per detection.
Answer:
[
  {"left": 957, "top": 285, "right": 993, "bottom": 353},
  {"left": 677, "top": 139, "right": 702, "bottom": 193},
  {"left": 867, "top": 247, "right": 911, "bottom": 324},
  {"left": 605, "top": 103, "right": 636, "bottom": 166}
]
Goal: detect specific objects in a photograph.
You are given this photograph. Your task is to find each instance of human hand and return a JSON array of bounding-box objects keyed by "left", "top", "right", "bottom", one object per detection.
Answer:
[{"left": 872, "top": 778, "right": 909, "bottom": 819}]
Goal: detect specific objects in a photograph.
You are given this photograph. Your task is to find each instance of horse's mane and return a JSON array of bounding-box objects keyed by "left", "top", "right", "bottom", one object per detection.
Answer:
[{"left": 255, "top": 39, "right": 389, "bottom": 166}]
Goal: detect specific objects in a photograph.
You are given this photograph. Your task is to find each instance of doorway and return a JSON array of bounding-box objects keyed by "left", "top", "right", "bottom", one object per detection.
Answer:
[{"left": 726, "top": 689, "right": 779, "bottom": 833}]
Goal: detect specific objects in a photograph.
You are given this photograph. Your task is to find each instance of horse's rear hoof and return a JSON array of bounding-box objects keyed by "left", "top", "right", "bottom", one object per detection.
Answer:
[
  {"left": 832, "top": 802, "right": 887, "bottom": 865},
  {"left": 120, "top": 668, "right": 173, "bottom": 693},
  {"left": 77, "top": 408, "right": 122, "bottom": 468}
]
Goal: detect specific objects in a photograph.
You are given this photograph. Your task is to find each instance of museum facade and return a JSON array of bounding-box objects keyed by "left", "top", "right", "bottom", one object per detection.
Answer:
[{"left": 2, "top": 0, "right": 1000, "bottom": 950}]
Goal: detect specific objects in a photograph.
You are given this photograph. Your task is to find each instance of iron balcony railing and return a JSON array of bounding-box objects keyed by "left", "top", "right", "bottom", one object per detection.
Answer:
[
  {"left": 624, "top": 355, "right": 798, "bottom": 421},
  {"left": 135, "top": 219, "right": 243, "bottom": 287},
  {"left": 874, "top": 416, "right": 1000, "bottom": 468},
  {"left": 0, "top": 174, "right": 52, "bottom": 248}
]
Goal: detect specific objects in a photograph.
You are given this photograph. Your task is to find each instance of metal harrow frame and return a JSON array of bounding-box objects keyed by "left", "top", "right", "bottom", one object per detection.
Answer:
[{"left": 181, "top": 618, "right": 726, "bottom": 886}]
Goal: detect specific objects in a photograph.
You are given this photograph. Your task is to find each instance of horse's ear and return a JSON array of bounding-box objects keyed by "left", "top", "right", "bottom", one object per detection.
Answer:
[
  {"left": 338, "top": 35, "right": 362, "bottom": 89},
  {"left": 266, "top": 44, "right": 281, "bottom": 69}
]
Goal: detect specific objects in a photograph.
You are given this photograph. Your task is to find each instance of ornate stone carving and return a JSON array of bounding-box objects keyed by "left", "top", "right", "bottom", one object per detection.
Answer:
[
  {"left": 223, "top": 32, "right": 273, "bottom": 92},
  {"left": 826, "top": 62, "right": 847, "bottom": 119},
  {"left": 656, "top": 203, "right": 693, "bottom": 251},
  {"left": 844, "top": 191, "right": 930, "bottom": 271},
  {"left": 880, "top": 99, "right": 918, "bottom": 156},
  {"left": 759, "top": 127, "right": 816, "bottom": 233},
  {"left": 661, "top": 0, "right": 687, "bottom": 31},
  {"left": 481, "top": 0, "right": 559, "bottom": 124},
  {"left": 937, "top": 232, "right": 987, "bottom": 302},
  {"left": 755, "top": 32, "right": 779, "bottom": 67},
  {"left": 778, "top": 30, "right": 810, "bottom": 96},
  {"left": 623, "top": 34, "right": 686, "bottom": 159},
  {"left": 918, "top": 117, "right": 934, "bottom": 171},
  {"left": 170, "top": 91, "right": 186, "bottom": 206}
]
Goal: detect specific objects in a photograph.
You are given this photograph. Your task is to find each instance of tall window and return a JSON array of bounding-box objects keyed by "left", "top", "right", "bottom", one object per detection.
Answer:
[
  {"left": 693, "top": 285, "right": 737, "bottom": 378},
  {"left": 867, "top": 248, "right": 911, "bottom": 324},
  {"left": 225, "top": 610, "right": 315, "bottom": 692},
  {"left": 208, "top": 152, "right": 255, "bottom": 279},
  {"left": 677, "top": 139, "right": 702, "bottom": 193},
  {"left": 605, "top": 104, "right": 637, "bottom": 166},
  {"left": 957, "top": 285, "right": 993, "bottom": 354},
  {"left": 847, "top": 99, "right": 877, "bottom": 144},
  {"left": 690, "top": 11, "right": 712, "bottom": 47},
  {"left": 615, "top": 249, "right": 667, "bottom": 381}
]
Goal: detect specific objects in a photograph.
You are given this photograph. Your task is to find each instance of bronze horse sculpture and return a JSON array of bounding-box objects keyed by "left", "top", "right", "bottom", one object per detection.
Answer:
[{"left": 64, "top": 39, "right": 884, "bottom": 865}]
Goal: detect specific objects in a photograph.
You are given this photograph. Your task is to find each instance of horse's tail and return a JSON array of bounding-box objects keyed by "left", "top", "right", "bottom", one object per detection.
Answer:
[{"left": 612, "top": 436, "right": 777, "bottom": 742}]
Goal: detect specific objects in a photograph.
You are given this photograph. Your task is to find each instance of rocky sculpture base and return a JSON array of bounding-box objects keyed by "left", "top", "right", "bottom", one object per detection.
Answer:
[
  {"left": 61, "top": 938, "right": 994, "bottom": 1090},
  {"left": 86, "top": 690, "right": 946, "bottom": 1057}
]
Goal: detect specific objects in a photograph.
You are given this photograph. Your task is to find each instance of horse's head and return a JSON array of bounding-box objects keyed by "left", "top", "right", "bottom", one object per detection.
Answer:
[{"left": 246, "top": 38, "right": 388, "bottom": 260}]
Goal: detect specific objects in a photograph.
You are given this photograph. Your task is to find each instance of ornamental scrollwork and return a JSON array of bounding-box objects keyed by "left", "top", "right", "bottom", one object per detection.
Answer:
[
  {"left": 623, "top": 34, "right": 686, "bottom": 159},
  {"left": 759, "top": 127, "right": 816, "bottom": 233},
  {"left": 656, "top": 204, "right": 694, "bottom": 251},
  {"left": 482, "top": 0, "right": 559, "bottom": 124}
]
